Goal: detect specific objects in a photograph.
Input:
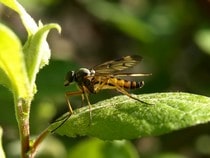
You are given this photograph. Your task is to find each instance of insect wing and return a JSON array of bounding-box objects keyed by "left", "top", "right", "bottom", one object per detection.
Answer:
[
  {"left": 92, "top": 55, "right": 142, "bottom": 74},
  {"left": 112, "top": 72, "right": 152, "bottom": 77}
]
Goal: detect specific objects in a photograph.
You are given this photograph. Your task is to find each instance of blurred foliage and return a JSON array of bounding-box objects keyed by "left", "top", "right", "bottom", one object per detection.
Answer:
[
  {"left": 0, "top": 127, "right": 5, "bottom": 158},
  {"left": 1, "top": 0, "right": 210, "bottom": 158},
  {"left": 68, "top": 138, "right": 139, "bottom": 158}
]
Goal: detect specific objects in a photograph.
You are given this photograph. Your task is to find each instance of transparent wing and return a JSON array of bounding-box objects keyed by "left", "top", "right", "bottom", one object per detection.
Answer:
[
  {"left": 112, "top": 73, "right": 152, "bottom": 77},
  {"left": 92, "top": 55, "right": 142, "bottom": 74}
]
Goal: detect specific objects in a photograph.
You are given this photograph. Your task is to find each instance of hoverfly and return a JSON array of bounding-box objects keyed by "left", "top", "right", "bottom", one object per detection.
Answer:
[{"left": 64, "top": 55, "right": 152, "bottom": 117}]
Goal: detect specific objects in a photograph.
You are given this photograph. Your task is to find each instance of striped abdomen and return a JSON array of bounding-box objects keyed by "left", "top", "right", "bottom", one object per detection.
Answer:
[{"left": 106, "top": 77, "right": 144, "bottom": 89}]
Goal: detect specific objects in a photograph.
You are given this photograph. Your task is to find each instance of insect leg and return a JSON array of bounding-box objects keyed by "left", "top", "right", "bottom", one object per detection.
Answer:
[
  {"left": 82, "top": 86, "right": 92, "bottom": 123},
  {"left": 94, "top": 79, "right": 108, "bottom": 93},
  {"left": 91, "top": 76, "right": 110, "bottom": 93},
  {"left": 80, "top": 93, "right": 85, "bottom": 107},
  {"left": 113, "top": 84, "right": 149, "bottom": 104},
  {"left": 65, "top": 90, "right": 84, "bottom": 114},
  {"left": 52, "top": 91, "right": 86, "bottom": 132}
]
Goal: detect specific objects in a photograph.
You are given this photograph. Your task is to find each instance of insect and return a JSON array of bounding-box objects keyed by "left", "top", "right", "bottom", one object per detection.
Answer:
[{"left": 64, "top": 55, "right": 152, "bottom": 117}]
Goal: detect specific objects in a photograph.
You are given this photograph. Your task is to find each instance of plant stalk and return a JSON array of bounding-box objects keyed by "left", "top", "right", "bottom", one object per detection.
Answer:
[
  {"left": 16, "top": 98, "right": 31, "bottom": 158},
  {"left": 29, "top": 128, "right": 50, "bottom": 157}
]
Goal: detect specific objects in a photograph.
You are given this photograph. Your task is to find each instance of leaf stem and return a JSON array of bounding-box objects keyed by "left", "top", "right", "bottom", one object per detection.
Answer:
[
  {"left": 16, "top": 98, "right": 30, "bottom": 158},
  {"left": 29, "top": 128, "right": 50, "bottom": 157}
]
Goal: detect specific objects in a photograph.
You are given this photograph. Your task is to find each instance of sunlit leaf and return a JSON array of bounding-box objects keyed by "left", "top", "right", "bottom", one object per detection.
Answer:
[
  {"left": 0, "top": 0, "right": 38, "bottom": 35},
  {"left": 0, "top": 23, "right": 30, "bottom": 98},
  {"left": 51, "top": 92, "right": 210, "bottom": 140},
  {"left": 23, "top": 23, "right": 61, "bottom": 86}
]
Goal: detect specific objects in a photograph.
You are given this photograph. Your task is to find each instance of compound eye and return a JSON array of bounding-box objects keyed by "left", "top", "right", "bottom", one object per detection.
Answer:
[{"left": 64, "top": 71, "right": 75, "bottom": 86}]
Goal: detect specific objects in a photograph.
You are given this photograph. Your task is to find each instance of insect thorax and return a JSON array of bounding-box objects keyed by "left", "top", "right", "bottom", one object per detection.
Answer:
[{"left": 75, "top": 68, "right": 95, "bottom": 82}]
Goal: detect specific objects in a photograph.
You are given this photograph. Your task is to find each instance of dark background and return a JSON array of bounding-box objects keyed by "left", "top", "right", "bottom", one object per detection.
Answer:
[{"left": 1, "top": 0, "right": 210, "bottom": 157}]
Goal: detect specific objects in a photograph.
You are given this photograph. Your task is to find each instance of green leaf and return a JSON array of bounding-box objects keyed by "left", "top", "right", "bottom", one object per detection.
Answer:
[
  {"left": 0, "top": 0, "right": 61, "bottom": 88},
  {"left": 23, "top": 23, "right": 61, "bottom": 86},
  {"left": 0, "top": 127, "right": 5, "bottom": 158},
  {"left": 0, "top": 0, "right": 38, "bottom": 35},
  {"left": 0, "top": 1, "right": 61, "bottom": 96},
  {"left": 51, "top": 92, "right": 210, "bottom": 140},
  {"left": 0, "top": 23, "right": 30, "bottom": 98}
]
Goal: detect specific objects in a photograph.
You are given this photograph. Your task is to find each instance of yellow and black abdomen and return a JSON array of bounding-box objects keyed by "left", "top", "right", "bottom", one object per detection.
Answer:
[{"left": 107, "top": 77, "right": 144, "bottom": 89}]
